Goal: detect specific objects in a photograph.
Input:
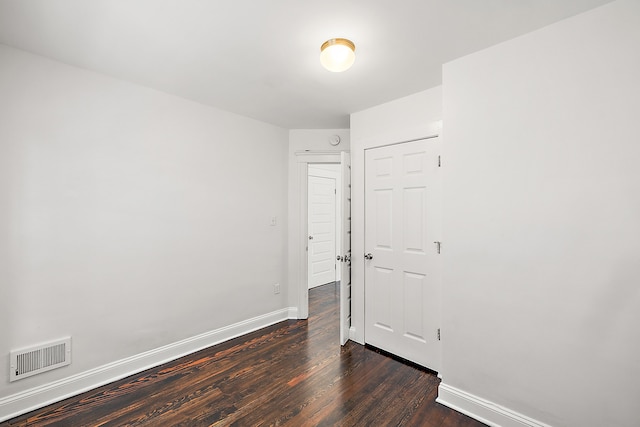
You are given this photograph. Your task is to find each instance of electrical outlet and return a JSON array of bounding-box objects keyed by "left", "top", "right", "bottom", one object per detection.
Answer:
[
  {"left": 273, "top": 283, "right": 280, "bottom": 294},
  {"left": 270, "top": 216, "right": 277, "bottom": 226}
]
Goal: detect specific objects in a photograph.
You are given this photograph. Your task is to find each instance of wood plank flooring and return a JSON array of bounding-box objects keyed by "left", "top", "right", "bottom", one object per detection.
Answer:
[{"left": 3, "top": 283, "right": 486, "bottom": 426}]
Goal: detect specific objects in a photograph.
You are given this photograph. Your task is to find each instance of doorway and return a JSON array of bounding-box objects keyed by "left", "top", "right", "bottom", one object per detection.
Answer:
[{"left": 292, "top": 151, "right": 351, "bottom": 345}]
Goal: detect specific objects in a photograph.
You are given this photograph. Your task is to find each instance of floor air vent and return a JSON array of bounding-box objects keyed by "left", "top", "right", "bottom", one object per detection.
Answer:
[{"left": 10, "top": 337, "right": 71, "bottom": 382}]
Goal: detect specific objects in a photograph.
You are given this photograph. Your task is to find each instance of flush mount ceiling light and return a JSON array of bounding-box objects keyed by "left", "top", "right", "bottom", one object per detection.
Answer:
[{"left": 320, "top": 38, "right": 356, "bottom": 72}]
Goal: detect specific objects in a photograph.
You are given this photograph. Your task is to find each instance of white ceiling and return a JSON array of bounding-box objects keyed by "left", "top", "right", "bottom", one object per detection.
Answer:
[{"left": 0, "top": 0, "right": 614, "bottom": 129}]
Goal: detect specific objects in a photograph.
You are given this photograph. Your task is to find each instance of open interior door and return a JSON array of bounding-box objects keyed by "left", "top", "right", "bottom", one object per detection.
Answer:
[{"left": 339, "top": 152, "right": 352, "bottom": 345}]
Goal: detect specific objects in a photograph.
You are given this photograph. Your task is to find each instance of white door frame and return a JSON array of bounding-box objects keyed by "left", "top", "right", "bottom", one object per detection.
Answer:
[
  {"left": 364, "top": 138, "right": 441, "bottom": 369},
  {"left": 291, "top": 152, "right": 342, "bottom": 319},
  {"left": 350, "top": 121, "right": 442, "bottom": 345}
]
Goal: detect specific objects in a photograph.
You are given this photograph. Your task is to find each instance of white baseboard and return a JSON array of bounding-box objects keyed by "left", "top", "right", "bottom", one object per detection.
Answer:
[
  {"left": 0, "top": 307, "right": 295, "bottom": 423},
  {"left": 437, "top": 383, "right": 552, "bottom": 427},
  {"left": 287, "top": 306, "right": 299, "bottom": 319},
  {"left": 348, "top": 326, "right": 356, "bottom": 342}
]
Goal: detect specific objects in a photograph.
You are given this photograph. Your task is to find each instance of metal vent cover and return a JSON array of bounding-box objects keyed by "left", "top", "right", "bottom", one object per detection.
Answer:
[{"left": 10, "top": 337, "right": 71, "bottom": 382}]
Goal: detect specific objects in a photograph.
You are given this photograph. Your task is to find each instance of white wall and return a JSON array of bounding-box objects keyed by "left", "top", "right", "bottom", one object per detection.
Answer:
[
  {"left": 287, "top": 129, "right": 349, "bottom": 317},
  {"left": 350, "top": 87, "right": 443, "bottom": 343},
  {"left": 440, "top": 1, "right": 640, "bottom": 426},
  {"left": 0, "top": 44, "right": 288, "bottom": 413}
]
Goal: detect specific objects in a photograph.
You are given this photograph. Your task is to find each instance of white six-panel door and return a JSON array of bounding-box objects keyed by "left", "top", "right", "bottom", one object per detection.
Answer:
[
  {"left": 364, "top": 138, "right": 441, "bottom": 369},
  {"left": 308, "top": 175, "right": 337, "bottom": 288}
]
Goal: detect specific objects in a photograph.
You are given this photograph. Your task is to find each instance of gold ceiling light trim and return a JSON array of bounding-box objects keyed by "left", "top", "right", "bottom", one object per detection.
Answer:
[
  {"left": 320, "top": 38, "right": 355, "bottom": 53},
  {"left": 320, "top": 38, "right": 356, "bottom": 72}
]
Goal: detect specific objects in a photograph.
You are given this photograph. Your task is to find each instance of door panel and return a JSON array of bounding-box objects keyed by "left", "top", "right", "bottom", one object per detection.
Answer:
[
  {"left": 403, "top": 271, "right": 427, "bottom": 342},
  {"left": 374, "top": 189, "right": 393, "bottom": 249},
  {"left": 403, "top": 188, "right": 426, "bottom": 253},
  {"left": 364, "top": 138, "right": 441, "bottom": 370},
  {"left": 372, "top": 266, "right": 394, "bottom": 331}
]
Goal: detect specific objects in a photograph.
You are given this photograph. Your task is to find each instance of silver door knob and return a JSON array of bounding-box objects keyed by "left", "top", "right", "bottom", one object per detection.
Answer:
[
  {"left": 336, "top": 255, "right": 343, "bottom": 261},
  {"left": 364, "top": 253, "right": 373, "bottom": 260},
  {"left": 308, "top": 236, "right": 313, "bottom": 240}
]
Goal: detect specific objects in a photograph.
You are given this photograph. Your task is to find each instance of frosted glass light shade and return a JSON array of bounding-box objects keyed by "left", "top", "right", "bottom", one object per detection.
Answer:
[{"left": 320, "top": 38, "right": 355, "bottom": 72}]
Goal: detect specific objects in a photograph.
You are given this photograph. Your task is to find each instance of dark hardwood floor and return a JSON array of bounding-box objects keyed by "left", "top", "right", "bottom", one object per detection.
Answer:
[{"left": 3, "top": 283, "right": 486, "bottom": 426}]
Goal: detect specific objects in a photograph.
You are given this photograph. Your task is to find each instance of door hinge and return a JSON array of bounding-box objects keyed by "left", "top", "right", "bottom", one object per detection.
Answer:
[
  {"left": 437, "top": 328, "right": 441, "bottom": 341},
  {"left": 438, "top": 155, "right": 441, "bottom": 167}
]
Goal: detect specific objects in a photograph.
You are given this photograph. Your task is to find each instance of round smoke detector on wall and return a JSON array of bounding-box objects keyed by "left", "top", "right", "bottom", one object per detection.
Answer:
[{"left": 329, "top": 135, "right": 341, "bottom": 146}]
